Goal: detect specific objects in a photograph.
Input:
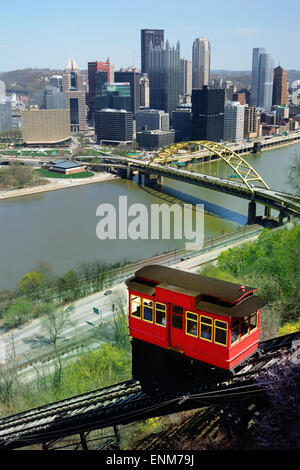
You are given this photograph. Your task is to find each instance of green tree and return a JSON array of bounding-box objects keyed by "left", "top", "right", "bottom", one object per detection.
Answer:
[
  {"left": 5, "top": 298, "right": 32, "bottom": 328},
  {"left": 19, "top": 271, "right": 45, "bottom": 300}
]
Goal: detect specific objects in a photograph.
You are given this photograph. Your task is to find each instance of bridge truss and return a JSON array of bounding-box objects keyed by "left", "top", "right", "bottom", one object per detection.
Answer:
[{"left": 149, "top": 141, "right": 270, "bottom": 192}]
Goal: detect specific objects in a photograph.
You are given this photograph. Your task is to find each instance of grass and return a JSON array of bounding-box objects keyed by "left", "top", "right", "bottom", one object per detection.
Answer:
[{"left": 35, "top": 168, "right": 94, "bottom": 179}]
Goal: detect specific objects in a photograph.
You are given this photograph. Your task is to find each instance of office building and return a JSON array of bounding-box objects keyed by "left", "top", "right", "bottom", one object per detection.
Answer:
[
  {"left": 49, "top": 75, "right": 63, "bottom": 91},
  {"left": 95, "top": 109, "right": 133, "bottom": 144},
  {"left": 21, "top": 109, "right": 71, "bottom": 145},
  {"left": 95, "top": 71, "right": 108, "bottom": 96},
  {"left": 94, "top": 83, "right": 131, "bottom": 113},
  {"left": 115, "top": 68, "right": 141, "bottom": 114},
  {"left": 136, "top": 109, "right": 169, "bottom": 131},
  {"left": 191, "top": 86, "right": 224, "bottom": 141},
  {"left": 30, "top": 86, "right": 66, "bottom": 110},
  {"left": 62, "top": 57, "right": 87, "bottom": 132},
  {"left": 232, "top": 93, "right": 246, "bottom": 105},
  {"left": 0, "top": 81, "right": 6, "bottom": 98},
  {"left": 251, "top": 48, "right": 274, "bottom": 111},
  {"left": 244, "top": 105, "right": 258, "bottom": 138},
  {"left": 149, "top": 40, "right": 181, "bottom": 114},
  {"left": 0, "top": 99, "right": 13, "bottom": 132},
  {"left": 272, "top": 105, "right": 289, "bottom": 125},
  {"left": 141, "top": 29, "right": 164, "bottom": 75},
  {"left": 272, "top": 66, "right": 287, "bottom": 106},
  {"left": 192, "top": 38, "right": 210, "bottom": 90},
  {"left": 223, "top": 101, "right": 245, "bottom": 142},
  {"left": 136, "top": 129, "right": 175, "bottom": 149},
  {"left": 180, "top": 59, "right": 192, "bottom": 97},
  {"left": 172, "top": 107, "right": 192, "bottom": 142},
  {"left": 88, "top": 59, "right": 114, "bottom": 120},
  {"left": 140, "top": 74, "right": 150, "bottom": 108}
]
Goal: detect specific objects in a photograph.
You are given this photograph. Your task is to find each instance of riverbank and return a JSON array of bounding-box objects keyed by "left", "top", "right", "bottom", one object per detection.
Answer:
[{"left": 0, "top": 171, "right": 118, "bottom": 200}]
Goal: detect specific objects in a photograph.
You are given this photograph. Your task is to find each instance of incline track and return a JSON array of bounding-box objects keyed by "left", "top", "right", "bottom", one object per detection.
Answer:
[{"left": 0, "top": 331, "right": 299, "bottom": 450}]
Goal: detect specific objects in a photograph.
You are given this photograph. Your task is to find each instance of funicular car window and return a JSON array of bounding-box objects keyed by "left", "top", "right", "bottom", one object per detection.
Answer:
[
  {"left": 143, "top": 299, "right": 153, "bottom": 322},
  {"left": 249, "top": 312, "right": 257, "bottom": 331},
  {"left": 240, "top": 317, "right": 249, "bottom": 337},
  {"left": 231, "top": 319, "right": 240, "bottom": 344},
  {"left": 155, "top": 302, "right": 166, "bottom": 326},
  {"left": 214, "top": 320, "right": 228, "bottom": 346},
  {"left": 172, "top": 305, "right": 183, "bottom": 329},
  {"left": 186, "top": 312, "right": 198, "bottom": 337},
  {"left": 200, "top": 315, "right": 212, "bottom": 341},
  {"left": 131, "top": 295, "right": 141, "bottom": 318}
]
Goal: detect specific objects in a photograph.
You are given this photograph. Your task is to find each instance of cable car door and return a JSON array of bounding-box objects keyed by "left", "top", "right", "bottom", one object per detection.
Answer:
[{"left": 170, "top": 305, "right": 185, "bottom": 350}]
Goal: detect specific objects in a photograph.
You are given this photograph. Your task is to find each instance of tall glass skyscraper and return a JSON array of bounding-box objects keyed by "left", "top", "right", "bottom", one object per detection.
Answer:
[
  {"left": 251, "top": 48, "right": 274, "bottom": 111},
  {"left": 192, "top": 38, "right": 211, "bottom": 90},
  {"left": 149, "top": 40, "right": 181, "bottom": 114},
  {"left": 141, "top": 29, "right": 164, "bottom": 75}
]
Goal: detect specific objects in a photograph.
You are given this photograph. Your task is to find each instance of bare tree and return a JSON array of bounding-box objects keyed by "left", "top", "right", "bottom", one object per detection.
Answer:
[
  {"left": 109, "top": 289, "right": 129, "bottom": 348},
  {"left": 41, "top": 305, "right": 76, "bottom": 388}
]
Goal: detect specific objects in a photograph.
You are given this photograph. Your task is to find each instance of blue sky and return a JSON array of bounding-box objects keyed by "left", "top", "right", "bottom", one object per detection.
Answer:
[{"left": 0, "top": 0, "right": 299, "bottom": 72}]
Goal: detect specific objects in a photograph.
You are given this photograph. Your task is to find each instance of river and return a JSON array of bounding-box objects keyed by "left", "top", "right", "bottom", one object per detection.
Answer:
[{"left": 0, "top": 143, "right": 298, "bottom": 291}]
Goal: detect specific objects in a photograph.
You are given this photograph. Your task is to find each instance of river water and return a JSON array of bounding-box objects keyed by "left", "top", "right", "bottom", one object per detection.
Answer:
[{"left": 0, "top": 143, "right": 299, "bottom": 291}]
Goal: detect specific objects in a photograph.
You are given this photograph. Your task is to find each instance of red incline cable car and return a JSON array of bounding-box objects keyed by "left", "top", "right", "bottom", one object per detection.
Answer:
[{"left": 126, "top": 265, "right": 266, "bottom": 393}]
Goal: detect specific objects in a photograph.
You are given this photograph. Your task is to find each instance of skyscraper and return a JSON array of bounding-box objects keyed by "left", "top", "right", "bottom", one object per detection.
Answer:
[
  {"left": 192, "top": 38, "right": 210, "bottom": 90},
  {"left": 180, "top": 59, "right": 192, "bottom": 97},
  {"left": 149, "top": 40, "right": 181, "bottom": 114},
  {"left": 95, "top": 109, "right": 133, "bottom": 143},
  {"left": 191, "top": 86, "right": 224, "bottom": 141},
  {"left": 140, "top": 74, "right": 150, "bottom": 108},
  {"left": 62, "top": 58, "right": 87, "bottom": 132},
  {"left": 30, "top": 86, "right": 66, "bottom": 110},
  {"left": 88, "top": 59, "right": 114, "bottom": 120},
  {"left": 272, "top": 66, "right": 287, "bottom": 106},
  {"left": 224, "top": 101, "right": 245, "bottom": 142},
  {"left": 94, "top": 83, "right": 131, "bottom": 113},
  {"left": 115, "top": 68, "right": 141, "bottom": 115},
  {"left": 251, "top": 48, "right": 274, "bottom": 111},
  {"left": 141, "top": 29, "right": 164, "bottom": 75}
]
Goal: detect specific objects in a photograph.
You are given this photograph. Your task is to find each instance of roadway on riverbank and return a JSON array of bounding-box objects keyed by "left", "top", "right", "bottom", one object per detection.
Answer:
[{"left": 0, "top": 224, "right": 264, "bottom": 368}]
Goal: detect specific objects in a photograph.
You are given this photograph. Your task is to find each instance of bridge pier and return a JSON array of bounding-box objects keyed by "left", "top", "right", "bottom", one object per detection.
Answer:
[
  {"left": 264, "top": 206, "right": 272, "bottom": 218},
  {"left": 144, "top": 173, "right": 158, "bottom": 187},
  {"left": 127, "top": 167, "right": 132, "bottom": 180},
  {"left": 247, "top": 200, "right": 256, "bottom": 225},
  {"left": 279, "top": 206, "right": 285, "bottom": 225},
  {"left": 138, "top": 171, "right": 143, "bottom": 185},
  {"left": 117, "top": 168, "right": 133, "bottom": 180}
]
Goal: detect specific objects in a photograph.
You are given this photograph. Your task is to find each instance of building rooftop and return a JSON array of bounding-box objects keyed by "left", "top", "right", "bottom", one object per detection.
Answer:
[{"left": 52, "top": 160, "right": 81, "bottom": 169}]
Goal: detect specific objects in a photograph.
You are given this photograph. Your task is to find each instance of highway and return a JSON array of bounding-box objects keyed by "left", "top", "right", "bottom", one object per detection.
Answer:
[
  {"left": 0, "top": 224, "right": 265, "bottom": 365},
  {"left": 0, "top": 283, "right": 127, "bottom": 362}
]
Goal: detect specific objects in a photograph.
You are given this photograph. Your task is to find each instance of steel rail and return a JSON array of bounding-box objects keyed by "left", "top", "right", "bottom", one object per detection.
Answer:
[{"left": 0, "top": 331, "right": 298, "bottom": 450}]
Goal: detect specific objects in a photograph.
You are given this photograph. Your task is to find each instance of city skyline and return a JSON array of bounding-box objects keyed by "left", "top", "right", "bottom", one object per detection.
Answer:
[{"left": 0, "top": 0, "right": 299, "bottom": 73}]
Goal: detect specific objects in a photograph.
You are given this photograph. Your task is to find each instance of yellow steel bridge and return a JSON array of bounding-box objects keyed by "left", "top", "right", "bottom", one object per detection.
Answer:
[{"left": 148, "top": 141, "right": 270, "bottom": 192}]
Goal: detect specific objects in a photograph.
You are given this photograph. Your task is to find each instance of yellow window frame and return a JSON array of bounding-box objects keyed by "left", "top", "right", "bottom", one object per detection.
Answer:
[
  {"left": 130, "top": 294, "right": 141, "bottom": 318},
  {"left": 249, "top": 312, "right": 258, "bottom": 333},
  {"left": 214, "top": 319, "right": 228, "bottom": 347},
  {"left": 155, "top": 302, "right": 167, "bottom": 327},
  {"left": 185, "top": 311, "right": 198, "bottom": 337},
  {"left": 199, "top": 315, "right": 213, "bottom": 342},
  {"left": 240, "top": 317, "right": 249, "bottom": 339},
  {"left": 142, "top": 298, "right": 154, "bottom": 323}
]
